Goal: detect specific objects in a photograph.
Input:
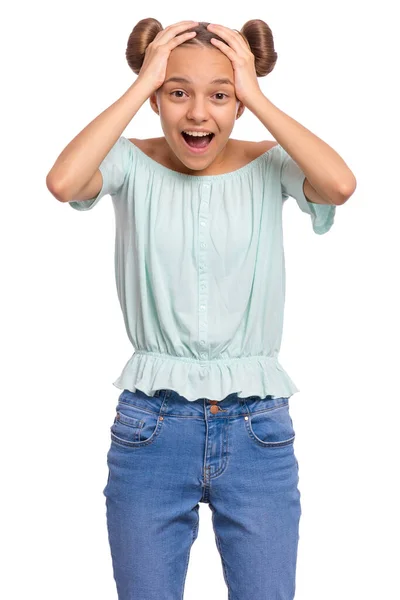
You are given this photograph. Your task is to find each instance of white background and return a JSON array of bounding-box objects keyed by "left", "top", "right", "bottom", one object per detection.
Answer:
[{"left": 2, "top": 1, "right": 399, "bottom": 598}]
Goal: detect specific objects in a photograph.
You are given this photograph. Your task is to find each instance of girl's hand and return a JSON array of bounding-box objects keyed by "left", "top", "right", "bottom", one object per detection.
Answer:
[
  {"left": 136, "top": 21, "right": 199, "bottom": 95},
  {"left": 207, "top": 23, "right": 263, "bottom": 106}
]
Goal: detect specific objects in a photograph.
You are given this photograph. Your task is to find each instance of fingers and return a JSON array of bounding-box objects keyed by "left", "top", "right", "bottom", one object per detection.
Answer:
[
  {"left": 207, "top": 23, "right": 247, "bottom": 52},
  {"left": 167, "top": 20, "right": 199, "bottom": 30},
  {"left": 155, "top": 21, "right": 198, "bottom": 45},
  {"left": 170, "top": 31, "right": 197, "bottom": 47},
  {"left": 157, "top": 21, "right": 198, "bottom": 39},
  {"left": 207, "top": 23, "right": 241, "bottom": 38}
]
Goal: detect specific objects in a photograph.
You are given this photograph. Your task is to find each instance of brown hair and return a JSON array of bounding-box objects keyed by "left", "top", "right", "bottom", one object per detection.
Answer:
[{"left": 126, "top": 18, "right": 278, "bottom": 78}]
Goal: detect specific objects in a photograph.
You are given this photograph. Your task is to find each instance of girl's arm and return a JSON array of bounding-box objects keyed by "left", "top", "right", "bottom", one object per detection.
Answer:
[
  {"left": 46, "top": 79, "right": 152, "bottom": 203},
  {"left": 247, "top": 93, "right": 357, "bottom": 206}
]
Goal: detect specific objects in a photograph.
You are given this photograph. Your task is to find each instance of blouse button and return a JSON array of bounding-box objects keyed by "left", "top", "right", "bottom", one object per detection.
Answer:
[
  {"left": 200, "top": 352, "right": 207, "bottom": 359},
  {"left": 200, "top": 222, "right": 206, "bottom": 226}
]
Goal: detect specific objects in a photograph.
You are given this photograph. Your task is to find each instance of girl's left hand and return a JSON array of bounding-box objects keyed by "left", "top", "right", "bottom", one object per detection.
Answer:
[{"left": 207, "top": 23, "right": 263, "bottom": 106}]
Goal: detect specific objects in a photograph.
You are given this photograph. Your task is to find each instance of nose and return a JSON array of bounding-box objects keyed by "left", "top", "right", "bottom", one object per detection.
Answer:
[{"left": 186, "top": 99, "right": 210, "bottom": 123}]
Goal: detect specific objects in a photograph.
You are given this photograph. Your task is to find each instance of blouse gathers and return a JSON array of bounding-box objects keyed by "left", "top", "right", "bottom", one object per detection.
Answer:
[{"left": 68, "top": 136, "right": 336, "bottom": 402}]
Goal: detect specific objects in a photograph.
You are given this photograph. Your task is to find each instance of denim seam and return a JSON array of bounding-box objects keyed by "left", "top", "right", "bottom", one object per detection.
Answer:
[
  {"left": 110, "top": 393, "right": 171, "bottom": 448},
  {"left": 180, "top": 514, "right": 200, "bottom": 600},
  {"left": 115, "top": 412, "right": 144, "bottom": 427},
  {"left": 207, "top": 419, "right": 230, "bottom": 480},
  {"left": 118, "top": 399, "right": 162, "bottom": 416},
  {"left": 214, "top": 527, "right": 232, "bottom": 599},
  {"left": 242, "top": 399, "right": 296, "bottom": 448},
  {"left": 246, "top": 430, "right": 296, "bottom": 448},
  {"left": 116, "top": 402, "right": 288, "bottom": 419},
  {"left": 110, "top": 417, "right": 165, "bottom": 448}
]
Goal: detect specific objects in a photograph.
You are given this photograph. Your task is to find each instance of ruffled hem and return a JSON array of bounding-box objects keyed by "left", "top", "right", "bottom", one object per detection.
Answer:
[{"left": 112, "top": 351, "right": 300, "bottom": 402}]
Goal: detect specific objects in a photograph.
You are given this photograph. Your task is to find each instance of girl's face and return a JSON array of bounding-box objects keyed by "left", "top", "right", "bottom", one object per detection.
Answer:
[{"left": 150, "top": 46, "right": 244, "bottom": 175}]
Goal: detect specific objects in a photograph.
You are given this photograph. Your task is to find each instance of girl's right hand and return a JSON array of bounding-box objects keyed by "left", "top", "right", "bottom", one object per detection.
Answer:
[{"left": 136, "top": 21, "right": 198, "bottom": 95}]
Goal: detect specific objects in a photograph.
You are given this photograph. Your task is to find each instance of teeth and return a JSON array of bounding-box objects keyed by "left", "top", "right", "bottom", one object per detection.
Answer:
[{"left": 183, "top": 131, "right": 212, "bottom": 137}]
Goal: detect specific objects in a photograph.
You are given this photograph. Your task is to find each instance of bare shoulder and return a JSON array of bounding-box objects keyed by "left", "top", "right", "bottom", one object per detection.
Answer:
[
  {"left": 254, "top": 139, "right": 279, "bottom": 156},
  {"left": 232, "top": 139, "right": 278, "bottom": 162},
  {"left": 128, "top": 137, "right": 156, "bottom": 156}
]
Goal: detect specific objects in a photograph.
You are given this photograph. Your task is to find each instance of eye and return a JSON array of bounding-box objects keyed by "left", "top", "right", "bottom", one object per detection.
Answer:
[{"left": 170, "top": 91, "right": 228, "bottom": 100}]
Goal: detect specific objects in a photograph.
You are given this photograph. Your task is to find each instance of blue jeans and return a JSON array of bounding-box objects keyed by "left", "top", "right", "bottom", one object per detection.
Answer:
[{"left": 103, "top": 388, "right": 302, "bottom": 599}]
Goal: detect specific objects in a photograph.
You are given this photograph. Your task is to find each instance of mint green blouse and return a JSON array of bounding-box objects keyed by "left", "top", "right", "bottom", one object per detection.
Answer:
[{"left": 68, "top": 136, "right": 336, "bottom": 401}]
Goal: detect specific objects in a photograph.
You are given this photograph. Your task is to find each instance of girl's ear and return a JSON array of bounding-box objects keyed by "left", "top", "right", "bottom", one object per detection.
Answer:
[
  {"left": 236, "top": 102, "right": 245, "bottom": 119},
  {"left": 149, "top": 92, "right": 160, "bottom": 115}
]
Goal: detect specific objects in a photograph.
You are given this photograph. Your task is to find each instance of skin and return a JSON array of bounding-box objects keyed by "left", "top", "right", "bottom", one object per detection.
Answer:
[{"left": 148, "top": 45, "right": 246, "bottom": 176}]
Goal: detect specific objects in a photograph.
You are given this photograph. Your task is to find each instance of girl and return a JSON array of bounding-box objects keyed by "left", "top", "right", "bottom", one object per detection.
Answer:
[{"left": 46, "top": 18, "right": 356, "bottom": 600}]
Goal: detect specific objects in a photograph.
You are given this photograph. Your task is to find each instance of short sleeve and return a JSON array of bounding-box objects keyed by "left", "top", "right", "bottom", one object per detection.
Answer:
[
  {"left": 68, "top": 136, "right": 133, "bottom": 211},
  {"left": 280, "top": 146, "right": 336, "bottom": 235}
]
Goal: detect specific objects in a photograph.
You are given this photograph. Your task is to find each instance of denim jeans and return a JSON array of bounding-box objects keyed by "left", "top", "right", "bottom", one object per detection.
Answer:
[{"left": 103, "top": 387, "right": 302, "bottom": 599}]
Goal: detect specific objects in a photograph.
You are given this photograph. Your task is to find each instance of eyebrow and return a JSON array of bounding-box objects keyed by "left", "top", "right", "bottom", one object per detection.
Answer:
[{"left": 163, "top": 76, "right": 234, "bottom": 87}]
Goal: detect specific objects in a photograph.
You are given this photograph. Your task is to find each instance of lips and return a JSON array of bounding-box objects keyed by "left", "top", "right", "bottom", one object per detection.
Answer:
[
  {"left": 181, "top": 129, "right": 215, "bottom": 135},
  {"left": 181, "top": 131, "right": 215, "bottom": 140},
  {"left": 180, "top": 131, "right": 216, "bottom": 154}
]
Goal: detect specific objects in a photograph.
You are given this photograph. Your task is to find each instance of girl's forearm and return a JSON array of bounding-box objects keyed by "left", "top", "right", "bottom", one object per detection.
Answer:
[
  {"left": 46, "top": 79, "right": 152, "bottom": 199},
  {"left": 247, "top": 93, "right": 357, "bottom": 204}
]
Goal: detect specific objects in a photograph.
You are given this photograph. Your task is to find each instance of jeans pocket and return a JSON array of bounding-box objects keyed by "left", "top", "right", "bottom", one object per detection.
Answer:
[
  {"left": 245, "top": 398, "right": 296, "bottom": 448},
  {"left": 110, "top": 395, "right": 165, "bottom": 448}
]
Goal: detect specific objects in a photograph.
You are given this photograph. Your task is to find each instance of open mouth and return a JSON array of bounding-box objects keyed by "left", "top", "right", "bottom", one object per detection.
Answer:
[{"left": 181, "top": 131, "right": 215, "bottom": 153}]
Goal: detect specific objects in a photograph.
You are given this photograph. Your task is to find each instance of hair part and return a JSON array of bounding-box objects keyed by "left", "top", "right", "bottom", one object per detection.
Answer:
[{"left": 126, "top": 19, "right": 278, "bottom": 78}]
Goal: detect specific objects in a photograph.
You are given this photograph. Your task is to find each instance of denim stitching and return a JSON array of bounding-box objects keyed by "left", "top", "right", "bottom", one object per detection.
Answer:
[
  {"left": 117, "top": 401, "right": 288, "bottom": 419},
  {"left": 118, "top": 399, "right": 162, "bottom": 416},
  {"left": 180, "top": 510, "right": 200, "bottom": 599},
  {"left": 115, "top": 412, "right": 144, "bottom": 427},
  {"left": 213, "top": 524, "right": 232, "bottom": 599},
  {"left": 242, "top": 399, "right": 295, "bottom": 448},
  {"left": 207, "top": 418, "right": 230, "bottom": 480},
  {"left": 110, "top": 391, "right": 171, "bottom": 448},
  {"left": 110, "top": 416, "right": 165, "bottom": 448}
]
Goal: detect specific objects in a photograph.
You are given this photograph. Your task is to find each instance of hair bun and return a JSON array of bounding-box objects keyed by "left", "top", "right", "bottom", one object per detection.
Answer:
[
  {"left": 125, "top": 18, "right": 278, "bottom": 78},
  {"left": 126, "top": 17, "right": 164, "bottom": 75},
  {"left": 241, "top": 19, "right": 278, "bottom": 77}
]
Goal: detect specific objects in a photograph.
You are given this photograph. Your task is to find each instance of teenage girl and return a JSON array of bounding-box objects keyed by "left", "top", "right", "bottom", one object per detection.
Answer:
[{"left": 46, "top": 18, "right": 356, "bottom": 600}]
